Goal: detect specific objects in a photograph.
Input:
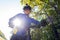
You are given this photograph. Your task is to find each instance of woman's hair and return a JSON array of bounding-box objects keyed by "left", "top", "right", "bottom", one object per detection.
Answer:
[{"left": 23, "top": 4, "right": 31, "bottom": 10}]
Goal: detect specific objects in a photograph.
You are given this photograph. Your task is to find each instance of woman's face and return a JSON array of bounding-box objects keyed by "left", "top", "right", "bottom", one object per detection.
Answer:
[{"left": 24, "top": 9, "right": 31, "bottom": 15}]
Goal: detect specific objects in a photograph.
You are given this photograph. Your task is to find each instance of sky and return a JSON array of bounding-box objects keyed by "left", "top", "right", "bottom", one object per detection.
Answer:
[{"left": 0, "top": 0, "right": 23, "bottom": 40}]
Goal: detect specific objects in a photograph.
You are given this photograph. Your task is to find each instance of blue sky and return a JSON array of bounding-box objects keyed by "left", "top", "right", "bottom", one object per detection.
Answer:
[{"left": 0, "top": 0, "right": 23, "bottom": 40}]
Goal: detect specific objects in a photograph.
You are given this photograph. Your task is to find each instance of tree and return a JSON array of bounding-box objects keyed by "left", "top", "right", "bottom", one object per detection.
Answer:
[
  {"left": 20, "top": 0, "right": 60, "bottom": 40},
  {"left": 0, "top": 30, "right": 7, "bottom": 40}
]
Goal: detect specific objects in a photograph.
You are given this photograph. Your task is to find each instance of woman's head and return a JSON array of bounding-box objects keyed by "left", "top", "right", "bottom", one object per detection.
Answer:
[{"left": 23, "top": 4, "right": 31, "bottom": 15}]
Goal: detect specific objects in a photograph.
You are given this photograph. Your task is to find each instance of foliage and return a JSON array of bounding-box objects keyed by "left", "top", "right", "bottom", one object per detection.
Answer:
[
  {"left": 0, "top": 30, "right": 7, "bottom": 40},
  {"left": 20, "top": 0, "right": 60, "bottom": 40}
]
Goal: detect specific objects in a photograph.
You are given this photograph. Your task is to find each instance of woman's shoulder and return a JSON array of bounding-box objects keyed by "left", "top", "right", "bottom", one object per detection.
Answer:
[{"left": 16, "top": 13, "right": 27, "bottom": 16}]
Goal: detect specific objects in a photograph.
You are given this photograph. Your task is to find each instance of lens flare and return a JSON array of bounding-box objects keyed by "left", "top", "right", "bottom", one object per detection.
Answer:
[{"left": 12, "top": 18, "right": 24, "bottom": 28}]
